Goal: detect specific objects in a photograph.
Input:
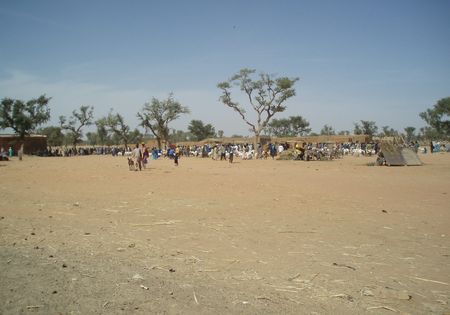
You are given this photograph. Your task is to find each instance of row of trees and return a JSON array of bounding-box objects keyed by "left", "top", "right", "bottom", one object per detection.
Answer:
[
  {"left": 1, "top": 69, "right": 449, "bottom": 149},
  {"left": 0, "top": 93, "right": 219, "bottom": 148},
  {"left": 264, "top": 118, "right": 427, "bottom": 143}
]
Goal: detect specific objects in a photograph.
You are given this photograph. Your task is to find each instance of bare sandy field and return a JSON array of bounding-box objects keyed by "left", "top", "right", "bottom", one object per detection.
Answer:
[{"left": 1, "top": 153, "right": 449, "bottom": 314}]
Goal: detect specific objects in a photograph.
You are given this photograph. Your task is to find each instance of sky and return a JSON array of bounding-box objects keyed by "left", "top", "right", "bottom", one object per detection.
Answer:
[{"left": 1, "top": 0, "right": 449, "bottom": 136}]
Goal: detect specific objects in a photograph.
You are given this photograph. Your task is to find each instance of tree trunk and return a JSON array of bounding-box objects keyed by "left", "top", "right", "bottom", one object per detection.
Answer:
[
  {"left": 156, "top": 137, "right": 162, "bottom": 149},
  {"left": 18, "top": 143, "right": 24, "bottom": 161},
  {"left": 253, "top": 132, "right": 261, "bottom": 154}
]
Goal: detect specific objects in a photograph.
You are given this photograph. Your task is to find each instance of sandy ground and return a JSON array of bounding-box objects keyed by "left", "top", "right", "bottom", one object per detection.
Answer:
[{"left": 0, "top": 153, "right": 449, "bottom": 314}]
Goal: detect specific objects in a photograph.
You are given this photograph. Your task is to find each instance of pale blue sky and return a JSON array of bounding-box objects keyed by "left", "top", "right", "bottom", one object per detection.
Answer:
[{"left": 1, "top": 0, "right": 449, "bottom": 136}]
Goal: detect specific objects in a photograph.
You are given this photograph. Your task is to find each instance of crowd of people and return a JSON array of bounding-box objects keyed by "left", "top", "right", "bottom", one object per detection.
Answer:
[
  {"left": 34, "top": 146, "right": 125, "bottom": 157},
  {"left": 3, "top": 140, "right": 449, "bottom": 167}
]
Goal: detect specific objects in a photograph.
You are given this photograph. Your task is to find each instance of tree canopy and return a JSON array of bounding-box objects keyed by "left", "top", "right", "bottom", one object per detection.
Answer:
[
  {"left": 137, "top": 94, "right": 189, "bottom": 148},
  {"left": 420, "top": 97, "right": 450, "bottom": 139},
  {"left": 266, "top": 116, "right": 310, "bottom": 137},
  {"left": 94, "top": 117, "right": 111, "bottom": 145},
  {"left": 320, "top": 124, "right": 335, "bottom": 136},
  {"left": 59, "top": 105, "right": 94, "bottom": 148},
  {"left": 38, "top": 126, "right": 64, "bottom": 147},
  {"left": 354, "top": 120, "right": 378, "bottom": 138},
  {"left": 188, "top": 120, "right": 216, "bottom": 141},
  {"left": 380, "top": 126, "right": 398, "bottom": 137},
  {"left": 169, "top": 129, "right": 191, "bottom": 143},
  {"left": 404, "top": 127, "right": 416, "bottom": 142},
  {"left": 103, "top": 111, "right": 141, "bottom": 148},
  {"left": 217, "top": 68, "right": 299, "bottom": 146},
  {"left": 0, "top": 95, "right": 51, "bottom": 139}
]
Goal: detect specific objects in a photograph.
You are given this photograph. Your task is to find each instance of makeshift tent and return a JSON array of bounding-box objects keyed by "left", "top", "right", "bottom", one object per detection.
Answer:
[{"left": 380, "top": 143, "right": 422, "bottom": 166}]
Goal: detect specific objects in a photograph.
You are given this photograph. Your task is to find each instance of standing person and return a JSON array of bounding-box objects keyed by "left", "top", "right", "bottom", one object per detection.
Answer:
[
  {"left": 174, "top": 146, "right": 180, "bottom": 166},
  {"left": 152, "top": 147, "right": 158, "bottom": 160},
  {"left": 142, "top": 143, "right": 149, "bottom": 169},
  {"left": 269, "top": 143, "right": 276, "bottom": 159},
  {"left": 8, "top": 146, "right": 13, "bottom": 157},
  {"left": 0, "top": 147, "right": 8, "bottom": 160},
  {"left": 132, "top": 143, "right": 142, "bottom": 171},
  {"left": 430, "top": 141, "right": 434, "bottom": 154},
  {"left": 414, "top": 141, "right": 419, "bottom": 153},
  {"left": 228, "top": 145, "right": 234, "bottom": 163},
  {"left": 257, "top": 144, "right": 262, "bottom": 159},
  {"left": 219, "top": 145, "right": 226, "bottom": 161}
]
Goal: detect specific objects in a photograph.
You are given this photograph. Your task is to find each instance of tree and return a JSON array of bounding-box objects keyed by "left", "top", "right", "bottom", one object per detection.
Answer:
[
  {"left": 420, "top": 97, "right": 450, "bottom": 139},
  {"left": 0, "top": 95, "right": 51, "bottom": 140},
  {"left": 266, "top": 118, "right": 290, "bottom": 137},
  {"left": 266, "top": 116, "right": 311, "bottom": 137},
  {"left": 380, "top": 126, "right": 398, "bottom": 137},
  {"left": 354, "top": 120, "right": 378, "bottom": 138},
  {"left": 289, "top": 116, "right": 311, "bottom": 136},
  {"left": 103, "top": 111, "right": 134, "bottom": 149},
  {"left": 188, "top": 120, "right": 216, "bottom": 141},
  {"left": 95, "top": 117, "right": 111, "bottom": 145},
  {"left": 137, "top": 94, "right": 189, "bottom": 149},
  {"left": 218, "top": 68, "right": 299, "bottom": 148},
  {"left": 338, "top": 130, "right": 350, "bottom": 136},
  {"left": 59, "top": 106, "right": 94, "bottom": 148},
  {"left": 217, "top": 130, "right": 224, "bottom": 138},
  {"left": 38, "top": 126, "right": 64, "bottom": 147},
  {"left": 169, "top": 129, "right": 191, "bottom": 142},
  {"left": 320, "top": 124, "right": 335, "bottom": 136},
  {"left": 419, "top": 126, "right": 440, "bottom": 140},
  {"left": 127, "top": 128, "right": 144, "bottom": 145},
  {"left": 404, "top": 127, "right": 416, "bottom": 143},
  {"left": 86, "top": 132, "right": 99, "bottom": 145}
]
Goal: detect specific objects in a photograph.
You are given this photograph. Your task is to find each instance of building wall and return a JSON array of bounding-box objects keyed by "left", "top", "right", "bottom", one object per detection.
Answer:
[{"left": 0, "top": 135, "right": 48, "bottom": 155}]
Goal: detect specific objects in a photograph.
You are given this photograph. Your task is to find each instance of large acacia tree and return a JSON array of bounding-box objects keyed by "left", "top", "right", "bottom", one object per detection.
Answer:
[
  {"left": 137, "top": 94, "right": 189, "bottom": 148},
  {"left": 217, "top": 68, "right": 299, "bottom": 147},
  {"left": 99, "top": 110, "right": 142, "bottom": 149},
  {"left": 59, "top": 105, "right": 94, "bottom": 148},
  {"left": 420, "top": 97, "right": 450, "bottom": 139},
  {"left": 0, "top": 95, "right": 51, "bottom": 139}
]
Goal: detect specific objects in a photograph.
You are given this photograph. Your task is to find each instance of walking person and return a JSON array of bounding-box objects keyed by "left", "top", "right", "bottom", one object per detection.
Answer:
[
  {"left": 269, "top": 143, "right": 276, "bottom": 159},
  {"left": 228, "top": 145, "right": 234, "bottom": 163},
  {"left": 174, "top": 146, "right": 180, "bottom": 166},
  {"left": 132, "top": 143, "right": 142, "bottom": 171}
]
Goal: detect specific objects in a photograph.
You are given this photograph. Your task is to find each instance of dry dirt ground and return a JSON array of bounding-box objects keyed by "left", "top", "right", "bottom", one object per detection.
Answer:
[{"left": 1, "top": 153, "right": 449, "bottom": 315}]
